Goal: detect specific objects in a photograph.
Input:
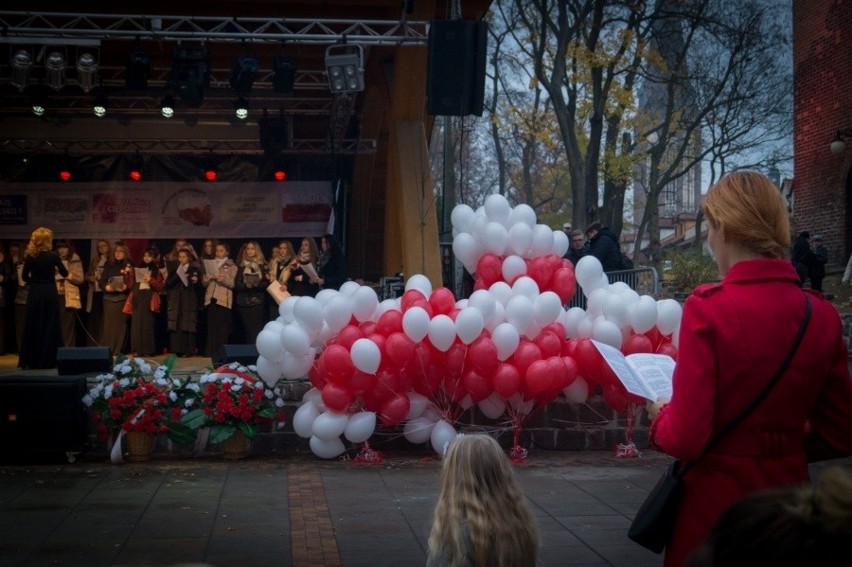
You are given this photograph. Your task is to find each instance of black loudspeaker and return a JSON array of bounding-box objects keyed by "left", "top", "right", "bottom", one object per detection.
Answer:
[
  {"left": 0, "top": 375, "right": 89, "bottom": 463},
  {"left": 213, "top": 344, "right": 259, "bottom": 367},
  {"left": 427, "top": 19, "right": 488, "bottom": 116},
  {"left": 56, "top": 346, "right": 112, "bottom": 376}
]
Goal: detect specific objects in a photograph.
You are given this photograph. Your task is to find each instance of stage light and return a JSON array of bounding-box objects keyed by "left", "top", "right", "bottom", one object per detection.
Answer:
[
  {"left": 59, "top": 169, "right": 72, "bottom": 182},
  {"left": 204, "top": 168, "right": 217, "bottom": 182},
  {"left": 274, "top": 169, "right": 287, "bottom": 181},
  {"left": 45, "top": 51, "right": 66, "bottom": 91},
  {"left": 325, "top": 45, "right": 364, "bottom": 93},
  {"left": 129, "top": 152, "right": 143, "bottom": 181},
  {"left": 172, "top": 46, "right": 210, "bottom": 108},
  {"left": 125, "top": 50, "right": 150, "bottom": 90},
  {"left": 31, "top": 88, "right": 48, "bottom": 116},
  {"left": 92, "top": 92, "right": 108, "bottom": 117},
  {"left": 10, "top": 49, "right": 32, "bottom": 92},
  {"left": 161, "top": 93, "right": 176, "bottom": 118},
  {"left": 76, "top": 52, "right": 98, "bottom": 92},
  {"left": 235, "top": 96, "right": 249, "bottom": 120},
  {"left": 230, "top": 55, "right": 259, "bottom": 94},
  {"left": 272, "top": 56, "right": 297, "bottom": 94}
]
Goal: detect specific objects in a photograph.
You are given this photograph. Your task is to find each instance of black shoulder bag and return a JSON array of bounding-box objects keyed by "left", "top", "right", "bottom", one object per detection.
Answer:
[{"left": 628, "top": 295, "right": 812, "bottom": 553}]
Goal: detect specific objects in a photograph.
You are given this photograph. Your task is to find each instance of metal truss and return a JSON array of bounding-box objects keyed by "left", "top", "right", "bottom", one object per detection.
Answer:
[
  {"left": 0, "top": 11, "right": 429, "bottom": 46},
  {"left": 0, "top": 138, "right": 377, "bottom": 156}
]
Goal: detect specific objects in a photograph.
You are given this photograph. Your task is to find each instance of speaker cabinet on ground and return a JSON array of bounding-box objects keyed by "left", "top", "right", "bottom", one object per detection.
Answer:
[
  {"left": 0, "top": 375, "right": 89, "bottom": 463},
  {"left": 427, "top": 19, "right": 487, "bottom": 116},
  {"left": 213, "top": 344, "right": 259, "bottom": 367},
  {"left": 56, "top": 346, "right": 112, "bottom": 376}
]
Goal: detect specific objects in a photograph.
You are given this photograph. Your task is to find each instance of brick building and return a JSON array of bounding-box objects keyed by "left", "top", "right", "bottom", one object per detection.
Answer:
[{"left": 793, "top": 0, "right": 852, "bottom": 265}]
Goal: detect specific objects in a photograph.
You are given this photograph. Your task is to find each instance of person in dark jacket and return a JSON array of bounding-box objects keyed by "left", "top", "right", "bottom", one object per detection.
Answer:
[
  {"left": 586, "top": 222, "right": 624, "bottom": 272},
  {"left": 315, "top": 234, "right": 347, "bottom": 290},
  {"left": 791, "top": 231, "right": 814, "bottom": 286},
  {"left": 234, "top": 240, "right": 269, "bottom": 344},
  {"left": 809, "top": 234, "right": 828, "bottom": 292},
  {"left": 564, "top": 229, "right": 589, "bottom": 266}
]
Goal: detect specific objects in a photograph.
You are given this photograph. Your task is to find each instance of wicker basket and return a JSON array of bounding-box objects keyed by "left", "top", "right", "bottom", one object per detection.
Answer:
[
  {"left": 124, "top": 431, "right": 155, "bottom": 462},
  {"left": 219, "top": 430, "right": 250, "bottom": 459}
]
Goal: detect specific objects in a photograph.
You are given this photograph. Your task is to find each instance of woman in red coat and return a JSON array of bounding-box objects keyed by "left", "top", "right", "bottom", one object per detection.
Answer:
[{"left": 647, "top": 170, "right": 852, "bottom": 567}]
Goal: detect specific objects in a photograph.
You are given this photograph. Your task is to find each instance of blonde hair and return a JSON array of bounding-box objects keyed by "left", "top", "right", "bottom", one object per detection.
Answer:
[
  {"left": 702, "top": 170, "right": 790, "bottom": 259},
  {"left": 299, "top": 237, "right": 319, "bottom": 265},
  {"left": 428, "top": 434, "right": 539, "bottom": 566},
  {"left": 237, "top": 240, "right": 266, "bottom": 264},
  {"left": 25, "top": 227, "right": 54, "bottom": 257},
  {"left": 278, "top": 240, "right": 296, "bottom": 263}
]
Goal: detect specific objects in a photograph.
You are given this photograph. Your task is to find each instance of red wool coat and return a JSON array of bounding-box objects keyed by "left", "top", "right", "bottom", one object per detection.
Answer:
[{"left": 650, "top": 258, "right": 852, "bottom": 567}]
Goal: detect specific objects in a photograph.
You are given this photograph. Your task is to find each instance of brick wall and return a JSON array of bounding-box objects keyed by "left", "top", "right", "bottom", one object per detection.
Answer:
[{"left": 793, "top": 0, "right": 852, "bottom": 265}]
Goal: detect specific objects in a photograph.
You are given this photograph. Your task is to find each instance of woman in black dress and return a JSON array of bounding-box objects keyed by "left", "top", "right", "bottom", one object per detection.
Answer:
[
  {"left": 316, "top": 234, "right": 347, "bottom": 291},
  {"left": 165, "top": 247, "right": 201, "bottom": 356},
  {"left": 128, "top": 246, "right": 164, "bottom": 357},
  {"left": 18, "top": 227, "right": 68, "bottom": 369},
  {"left": 234, "top": 240, "right": 269, "bottom": 344},
  {"left": 99, "top": 242, "right": 134, "bottom": 356}
]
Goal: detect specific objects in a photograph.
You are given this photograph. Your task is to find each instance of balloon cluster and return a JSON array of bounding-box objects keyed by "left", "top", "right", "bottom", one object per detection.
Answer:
[{"left": 257, "top": 195, "right": 683, "bottom": 459}]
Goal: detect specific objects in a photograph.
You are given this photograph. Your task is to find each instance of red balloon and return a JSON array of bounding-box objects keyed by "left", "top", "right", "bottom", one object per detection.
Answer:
[
  {"left": 361, "top": 383, "right": 390, "bottom": 412},
  {"left": 476, "top": 253, "right": 503, "bottom": 287},
  {"left": 467, "top": 336, "right": 499, "bottom": 378},
  {"left": 550, "top": 268, "right": 577, "bottom": 304},
  {"left": 546, "top": 356, "right": 568, "bottom": 391},
  {"left": 526, "top": 256, "right": 551, "bottom": 289},
  {"left": 374, "top": 366, "right": 402, "bottom": 396},
  {"left": 401, "top": 289, "right": 427, "bottom": 312},
  {"left": 443, "top": 371, "right": 468, "bottom": 404},
  {"left": 349, "top": 370, "right": 377, "bottom": 397},
  {"left": 443, "top": 342, "right": 468, "bottom": 381},
  {"left": 602, "top": 383, "right": 629, "bottom": 414},
  {"left": 413, "top": 363, "right": 442, "bottom": 397},
  {"left": 409, "top": 298, "right": 434, "bottom": 318},
  {"left": 562, "top": 338, "right": 579, "bottom": 358},
  {"left": 385, "top": 332, "right": 416, "bottom": 369},
  {"left": 322, "top": 382, "right": 353, "bottom": 412},
  {"left": 543, "top": 253, "right": 563, "bottom": 274},
  {"left": 308, "top": 359, "right": 327, "bottom": 390},
  {"left": 473, "top": 277, "right": 487, "bottom": 291},
  {"left": 429, "top": 287, "right": 456, "bottom": 316},
  {"left": 448, "top": 308, "right": 461, "bottom": 322},
  {"left": 656, "top": 342, "right": 678, "bottom": 360},
  {"left": 492, "top": 363, "right": 522, "bottom": 399},
  {"left": 462, "top": 369, "right": 492, "bottom": 403},
  {"left": 376, "top": 310, "right": 404, "bottom": 337},
  {"left": 534, "top": 331, "right": 563, "bottom": 359},
  {"left": 543, "top": 321, "right": 567, "bottom": 339},
  {"left": 336, "top": 325, "right": 364, "bottom": 351},
  {"left": 562, "top": 356, "right": 579, "bottom": 387},
  {"left": 413, "top": 341, "right": 434, "bottom": 372},
  {"left": 359, "top": 321, "right": 378, "bottom": 337},
  {"left": 644, "top": 327, "right": 662, "bottom": 349},
  {"left": 367, "top": 334, "right": 387, "bottom": 359},
  {"left": 525, "top": 359, "right": 553, "bottom": 396},
  {"left": 622, "top": 333, "right": 654, "bottom": 355},
  {"left": 561, "top": 258, "right": 574, "bottom": 271},
  {"left": 573, "top": 339, "right": 602, "bottom": 381},
  {"left": 323, "top": 344, "right": 355, "bottom": 381},
  {"left": 380, "top": 393, "right": 411, "bottom": 426},
  {"left": 511, "top": 340, "right": 543, "bottom": 377}
]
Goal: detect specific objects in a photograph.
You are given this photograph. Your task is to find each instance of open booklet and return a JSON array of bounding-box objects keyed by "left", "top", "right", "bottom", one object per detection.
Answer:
[{"left": 591, "top": 340, "right": 675, "bottom": 401}]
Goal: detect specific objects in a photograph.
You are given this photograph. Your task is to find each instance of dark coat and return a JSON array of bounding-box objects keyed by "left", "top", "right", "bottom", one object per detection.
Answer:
[
  {"left": 810, "top": 244, "right": 828, "bottom": 279},
  {"left": 588, "top": 227, "right": 624, "bottom": 272},
  {"left": 318, "top": 251, "right": 347, "bottom": 290},
  {"left": 791, "top": 235, "right": 814, "bottom": 281},
  {"left": 563, "top": 244, "right": 589, "bottom": 266}
]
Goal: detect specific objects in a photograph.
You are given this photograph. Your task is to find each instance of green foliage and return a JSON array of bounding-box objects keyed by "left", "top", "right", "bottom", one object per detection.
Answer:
[{"left": 665, "top": 248, "right": 719, "bottom": 291}]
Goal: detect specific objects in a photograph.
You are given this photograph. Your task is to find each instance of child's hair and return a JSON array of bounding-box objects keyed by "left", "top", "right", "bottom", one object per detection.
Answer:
[
  {"left": 687, "top": 466, "right": 852, "bottom": 566},
  {"left": 428, "top": 434, "right": 539, "bottom": 566}
]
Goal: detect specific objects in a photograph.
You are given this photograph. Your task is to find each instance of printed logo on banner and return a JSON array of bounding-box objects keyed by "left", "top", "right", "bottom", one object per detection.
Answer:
[
  {"left": 221, "top": 193, "right": 276, "bottom": 223},
  {"left": 0, "top": 195, "right": 27, "bottom": 224},
  {"left": 92, "top": 193, "right": 151, "bottom": 224},
  {"left": 34, "top": 195, "right": 87, "bottom": 223}
]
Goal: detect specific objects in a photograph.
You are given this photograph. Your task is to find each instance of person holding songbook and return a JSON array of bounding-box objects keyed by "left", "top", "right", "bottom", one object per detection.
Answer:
[
  {"left": 165, "top": 247, "right": 201, "bottom": 357},
  {"left": 234, "top": 240, "right": 269, "bottom": 345}
]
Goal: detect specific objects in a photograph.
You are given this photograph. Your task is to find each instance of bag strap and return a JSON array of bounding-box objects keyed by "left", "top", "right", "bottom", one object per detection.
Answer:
[{"left": 680, "top": 294, "right": 812, "bottom": 476}]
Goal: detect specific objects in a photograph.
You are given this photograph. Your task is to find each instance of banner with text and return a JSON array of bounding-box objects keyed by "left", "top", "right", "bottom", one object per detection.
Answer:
[{"left": 0, "top": 181, "right": 333, "bottom": 239}]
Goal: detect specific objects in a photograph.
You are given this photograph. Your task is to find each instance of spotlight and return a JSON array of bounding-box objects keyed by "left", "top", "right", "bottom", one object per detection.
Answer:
[
  {"left": 324, "top": 45, "right": 365, "bottom": 93},
  {"left": 10, "top": 49, "right": 32, "bottom": 92},
  {"left": 204, "top": 168, "right": 217, "bottom": 182},
  {"left": 76, "top": 52, "right": 98, "bottom": 92},
  {"left": 129, "top": 152, "right": 143, "bottom": 181},
  {"left": 272, "top": 56, "right": 297, "bottom": 94},
  {"left": 234, "top": 96, "right": 249, "bottom": 120},
  {"left": 172, "top": 46, "right": 210, "bottom": 108},
  {"left": 273, "top": 169, "right": 287, "bottom": 181},
  {"left": 230, "top": 55, "right": 259, "bottom": 93},
  {"left": 161, "top": 93, "right": 176, "bottom": 118},
  {"left": 125, "top": 50, "right": 150, "bottom": 90},
  {"left": 59, "top": 169, "right": 72, "bottom": 182},
  {"left": 45, "top": 51, "right": 66, "bottom": 91},
  {"left": 92, "top": 92, "right": 108, "bottom": 118},
  {"left": 31, "top": 88, "right": 48, "bottom": 116}
]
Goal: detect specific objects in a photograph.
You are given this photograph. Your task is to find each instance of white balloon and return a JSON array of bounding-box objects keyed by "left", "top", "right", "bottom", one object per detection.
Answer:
[
  {"left": 619, "top": 287, "right": 641, "bottom": 307},
  {"left": 452, "top": 232, "right": 479, "bottom": 270},
  {"left": 350, "top": 338, "right": 381, "bottom": 374},
  {"left": 575, "top": 255, "right": 604, "bottom": 290},
  {"left": 375, "top": 299, "right": 401, "bottom": 319},
  {"left": 656, "top": 299, "right": 683, "bottom": 336},
  {"left": 507, "top": 223, "right": 534, "bottom": 257},
  {"left": 501, "top": 255, "right": 528, "bottom": 284},
  {"left": 343, "top": 411, "right": 376, "bottom": 444},
  {"left": 602, "top": 294, "right": 629, "bottom": 328},
  {"left": 255, "top": 355, "right": 282, "bottom": 386},
  {"left": 302, "top": 388, "right": 325, "bottom": 411},
  {"left": 534, "top": 291, "right": 563, "bottom": 327},
  {"left": 255, "top": 329, "right": 283, "bottom": 360},
  {"left": 483, "top": 222, "right": 509, "bottom": 256},
  {"left": 455, "top": 299, "right": 469, "bottom": 309},
  {"left": 315, "top": 322, "right": 335, "bottom": 348},
  {"left": 339, "top": 280, "right": 361, "bottom": 298},
  {"left": 351, "top": 286, "right": 379, "bottom": 322},
  {"left": 422, "top": 405, "right": 442, "bottom": 422},
  {"left": 629, "top": 295, "right": 658, "bottom": 334},
  {"left": 529, "top": 224, "right": 555, "bottom": 257},
  {"left": 478, "top": 392, "right": 506, "bottom": 419},
  {"left": 508, "top": 392, "right": 535, "bottom": 416},
  {"left": 403, "top": 417, "right": 435, "bottom": 444},
  {"left": 428, "top": 314, "right": 456, "bottom": 352},
  {"left": 609, "top": 281, "right": 631, "bottom": 294},
  {"left": 586, "top": 288, "right": 610, "bottom": 317},
  {"left": 406, "top": 392, "right": 430, "bottom": 420},
  {"left": 485, "top": 302, "right": 506, "bottom": 332},
  {"left": 577, "top": 315, "right": 595, "bottom": 338},
  {"left": 278, "top": 296, "right": 299, "bottom": 322},
  {"left": 563, "top": 307, "right": 587, "bottom": 339},
  {"left": 484, "top": 193, "right": 512, "bottom": 224},
  {"left": 471, "top": 215, "right": 490, "bottom": 248},
  {"left": 511, "top": 276, "right": 540, "bottom": 300},
  {"left": 468, "top": 290, "right": 497, "bottom": 325},
  {"left": 281, "top": 324, "right": 311, "bottom": 356},
  {"left": 430, "top": 420, "right": 458, "bottom": 456},
  {"left": 672, "top": 325, "right": 680, "bottom": 348},
  {"left": 551, "top": 229, "right": 570, "bottom": 257},
  {"left": 292, "top": 402, "right": 320, "bottom": 438},
  {"left": 405, "top": 274, "right": 433, "bottom": 298},
  {"left": 263, "top": 320, "right": 285, "bottom": 335},
  {"left": 281, "top": 350, "right": 315, "bottom": 379},
  {"left": 455, "top": 307, "right": 484, "bottom": 345},
  {"left": 592, "top": 318, "right": 623, "bottom": 349},
  {"left": 309, "top": 435, "right": 346, "bottom": 459},
  {"left": 508, "top": 203, "right": 537, "bottom": 228},
  {"left": 505, "top": 295, "right": 535, "bottom": 337},
  {"left": 315, "top": 288, "right": 339, "bottom": 306},
  {"left": 323, "top": 295, "right": 353, "bottom": 333},
  {"left": 488, "top": 281, "right": 514, "bottom": 306},
  {"left": 451, "top": 203, "right": 476, "bottom": 233},
  {"left": 402, "top": 306, "right": 430, "bottom": 343},
  {"left": 492, "top": 323, "right": 521, "bottom": 362},
  {"left": 459, "top": 394, "right": 474, "bottom": 410},
  {"left": 312, "top": 411, "right": 349, "bottom": 441},
  {"left": 294, "top": 297, "right": 324, "bottom": 335},
  {"left": 563, "top": 377, "right": 589, "bottom": 404}
]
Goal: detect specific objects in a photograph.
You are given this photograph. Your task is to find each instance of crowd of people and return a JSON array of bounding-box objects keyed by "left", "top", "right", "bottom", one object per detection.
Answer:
[
  {"left": 0, "top": 232, "right": 347, "bottom": 369},
  {"left": 561, "top": 221, "right": 633, "bottom": 271}
]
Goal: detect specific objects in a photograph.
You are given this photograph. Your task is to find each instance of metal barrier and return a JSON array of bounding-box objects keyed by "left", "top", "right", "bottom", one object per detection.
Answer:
[{"left": 566, "top": 266, "right": 660, "bottom": 309}]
